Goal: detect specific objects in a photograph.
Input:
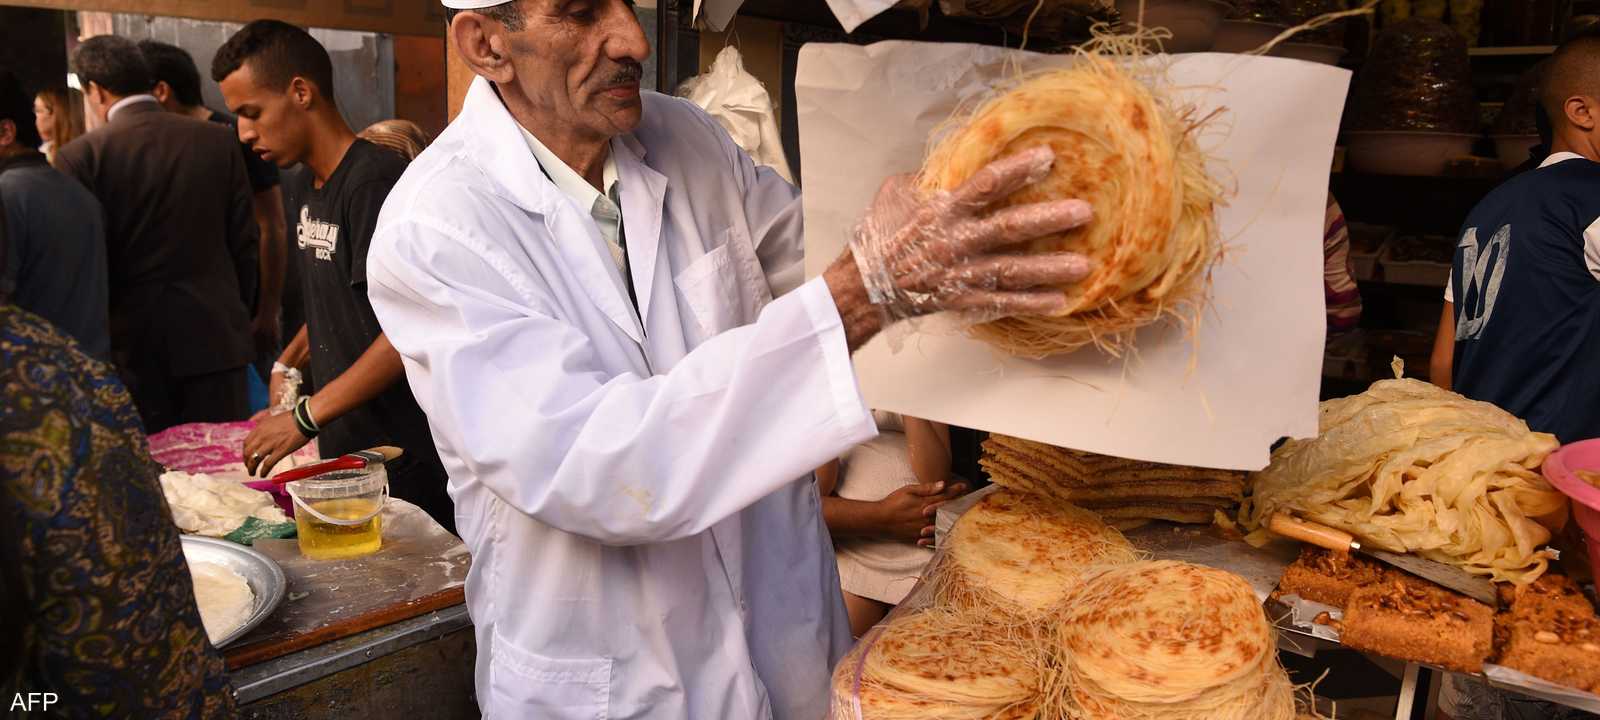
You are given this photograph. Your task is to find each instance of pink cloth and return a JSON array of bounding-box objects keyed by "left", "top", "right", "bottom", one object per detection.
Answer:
[{"left": 147, "top": 421, "right": 320, "bottom": 473}]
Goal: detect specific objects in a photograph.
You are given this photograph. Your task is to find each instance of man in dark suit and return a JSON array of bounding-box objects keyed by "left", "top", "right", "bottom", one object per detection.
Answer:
[
  {"left": 57, "top": 35, "right": 259, "bottom": 433},
  {"left": 140, "top": 39, "right": 288, "bottom": 383}
]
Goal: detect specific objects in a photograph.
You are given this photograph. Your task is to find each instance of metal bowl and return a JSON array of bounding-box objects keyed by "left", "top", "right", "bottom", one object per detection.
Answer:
[
  {"left": 1344, "top": 131, "right": 1478, "bottom": 176},
  {"left": 1272, "top": 41, "right": 1348, "bottom": 66},
  {"left": 181, "top": 535, "right": 287, "bottom": 648},
  {"left": 1114, "top": 0, "right": 1233, "bottom": 53},
  {"left": 1213, "top": 19, "right": 1289, "bottom": 53}
]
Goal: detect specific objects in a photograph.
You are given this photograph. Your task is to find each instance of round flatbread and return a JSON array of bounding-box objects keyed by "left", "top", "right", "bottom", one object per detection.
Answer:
[
  {"left": 1051, "top": 561, "right": 1301, "bottom": 720},
  {"left": 919, "top": 49, "right": 1220, "bottom": 357},
  {"left": 1060, "top": 561, "right": 1271, "bottom": 702},
  {"left": 939, "top": 489, "right": 1138, "bottom": 620},
  {"left": 847, "top": 608, "right": 1043, "bottom": 720}
]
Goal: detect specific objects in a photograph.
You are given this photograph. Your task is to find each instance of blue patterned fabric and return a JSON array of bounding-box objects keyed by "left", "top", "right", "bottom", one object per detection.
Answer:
[{"left": 0, "top": 305, "right": 235, "bottom": 718}]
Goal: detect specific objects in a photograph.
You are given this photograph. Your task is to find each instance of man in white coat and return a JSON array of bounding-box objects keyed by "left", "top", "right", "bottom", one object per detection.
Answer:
[{"left": 367, "top": 1, "right": 1095, "bottom": 718}]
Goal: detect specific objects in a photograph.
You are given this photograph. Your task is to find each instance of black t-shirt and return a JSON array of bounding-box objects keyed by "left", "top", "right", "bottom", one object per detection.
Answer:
[
  {"left": 291, "top": 139, "right": 451, "bottom": 530},
  {"left": 208, "top": 110, "right": 281, "bottom": 194}
]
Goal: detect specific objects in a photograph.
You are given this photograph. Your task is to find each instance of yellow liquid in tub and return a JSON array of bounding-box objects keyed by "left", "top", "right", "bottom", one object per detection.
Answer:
[{"left": 295, "top": 498, "right": 383, "bottom": 560}]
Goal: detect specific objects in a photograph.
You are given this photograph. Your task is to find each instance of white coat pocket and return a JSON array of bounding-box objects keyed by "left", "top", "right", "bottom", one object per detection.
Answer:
[
  {"left": 674, "top": 242, "right": 739, "bottom": 336},
  {"left": 488, "top": 630, "right": 611, "bottom": 720}
]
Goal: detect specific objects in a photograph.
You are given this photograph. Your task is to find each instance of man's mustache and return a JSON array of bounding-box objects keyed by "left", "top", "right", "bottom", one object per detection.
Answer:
[{"left": 603, "top": 62, "right": 644, "bottom": 87}]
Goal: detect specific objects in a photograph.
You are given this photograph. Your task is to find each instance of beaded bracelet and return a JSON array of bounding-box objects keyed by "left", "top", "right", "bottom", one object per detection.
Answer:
[{"left": 293, "top": 396, "right": 321, "bottom": 439}]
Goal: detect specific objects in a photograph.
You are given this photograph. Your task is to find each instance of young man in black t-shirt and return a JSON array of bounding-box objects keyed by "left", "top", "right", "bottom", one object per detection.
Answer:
[{"left": 213, "top": 20, "right": 454, "bottom": 533}]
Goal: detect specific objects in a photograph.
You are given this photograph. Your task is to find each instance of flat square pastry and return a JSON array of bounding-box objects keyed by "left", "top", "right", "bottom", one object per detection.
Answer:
[
  {"left": 1341, "top": 575, "right": 1494, "bottom": 673},
  {"left": 1493, "top": 574, "right": 1600, "bottom": 693},
  {"left": 1276, "top": 547, "right": 1393, "bottom": 608},
  {"left": 1501, "top": 574, "right": 1594, "bottom": 622},
  {"left": 1495, "top": 605, "right": 1600, "bottom": 693}
]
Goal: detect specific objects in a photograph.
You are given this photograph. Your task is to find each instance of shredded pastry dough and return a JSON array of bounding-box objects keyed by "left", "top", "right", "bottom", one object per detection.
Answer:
[{"left": 1240, "top": 378, "right": 1567, "bottom": 584}]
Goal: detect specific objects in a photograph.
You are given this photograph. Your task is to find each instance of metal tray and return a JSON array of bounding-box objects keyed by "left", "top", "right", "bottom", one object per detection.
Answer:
[{"left": 181, "top": 535, "right": 288, "bottom": 648}]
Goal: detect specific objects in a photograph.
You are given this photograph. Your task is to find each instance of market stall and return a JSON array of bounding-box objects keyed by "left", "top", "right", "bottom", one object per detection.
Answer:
[
  {"left": 148, "top": 422, "right": 475, "bottom": 718},
  {"left": 766, "top": 0, "right": 1600, "bottom": 717}
]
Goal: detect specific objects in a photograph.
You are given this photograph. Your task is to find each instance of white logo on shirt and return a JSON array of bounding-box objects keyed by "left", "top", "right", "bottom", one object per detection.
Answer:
[
  {"left": 297, "top": 205, "right": 340, "bottom": 262},
  {"left": 1456, "top": 224, "right": 1511, "bottom": 341}
]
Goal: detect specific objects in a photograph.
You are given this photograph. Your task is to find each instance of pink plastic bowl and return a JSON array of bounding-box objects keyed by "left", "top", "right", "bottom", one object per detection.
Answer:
[
  {"left": 1541, "top": 438, "right": 1600, "bottom": 582},
  {"left": 243, "top": 478, "right": 296, "bottom": 518}
]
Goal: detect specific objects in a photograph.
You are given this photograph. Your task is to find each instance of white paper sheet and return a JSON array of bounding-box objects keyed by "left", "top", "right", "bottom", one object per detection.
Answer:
[
  {"left": 696, "top": 0, "right": 743, "bottom": 32},
  {"left": 796, "top": 42, "right": 1349, "bottom": 470},
  {"left": 822, "top": 0, "right": 903, "bottom": 31}
]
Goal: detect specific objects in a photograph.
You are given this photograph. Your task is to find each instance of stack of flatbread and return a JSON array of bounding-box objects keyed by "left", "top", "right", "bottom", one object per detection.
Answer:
[
  {"left": 831, "top": 490, "right": 1320, "bottom": 719},
  {"left": 933, "top": 489, "right": 1138, "bottom": 622},
  {"left": 835, "top": 607, "right": 1046, "bottom": 720},
  {"left": 981, "top": 434, "right": 1246, "bottom": 529},
  {"left": 1050, "top": 560, "right": 1299, "bottom": 720}
]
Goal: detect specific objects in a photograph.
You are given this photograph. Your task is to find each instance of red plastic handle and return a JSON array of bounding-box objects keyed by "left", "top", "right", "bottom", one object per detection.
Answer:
[{"left": 269, "top": 455, "right": 366, "bottom": 485}]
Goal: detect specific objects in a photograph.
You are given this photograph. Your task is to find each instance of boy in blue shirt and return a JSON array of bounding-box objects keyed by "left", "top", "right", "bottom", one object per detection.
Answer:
[
  {"left": 1431, "top": 36, "right": 1600, "bottom": 446},
  {"left": 1429, "top": 35, "right": 1600, "bottom": 720}
]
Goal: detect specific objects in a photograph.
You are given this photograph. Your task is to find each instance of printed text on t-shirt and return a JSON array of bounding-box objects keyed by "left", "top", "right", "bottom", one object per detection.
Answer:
[
  {"left": 297, "top": 205, "right": 340, "bottom": 261},
  {"left": 1456, "top": 224, "right": 1510, "bottom": 341}
]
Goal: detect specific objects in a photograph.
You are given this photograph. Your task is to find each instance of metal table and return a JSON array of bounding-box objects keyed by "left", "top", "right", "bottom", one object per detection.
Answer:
[
  {"left": 232, "top": 605, "right": 476, "bottom": 719},
  {"left": 220, "top": 500, "right": 477, "bottom": 717}
]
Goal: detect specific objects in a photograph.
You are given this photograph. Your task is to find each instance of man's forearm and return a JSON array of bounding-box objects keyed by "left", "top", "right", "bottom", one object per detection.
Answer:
[
  {"left": 278, "top": 325, "right": 311, "bottom": 370},
  {"left": 823, "top": 250, "right": 883, "bottom": 353},
  {"left": 305, "top": 332, "right": 406, "bottom": 427},
  {"left": 822, "top": 496, "right": 888, "bottom": 538}
]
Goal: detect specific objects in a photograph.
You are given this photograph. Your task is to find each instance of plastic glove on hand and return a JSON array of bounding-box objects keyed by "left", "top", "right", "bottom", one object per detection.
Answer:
[{"left": 850, "top": 146, "right": 1094, "bottom": 322}]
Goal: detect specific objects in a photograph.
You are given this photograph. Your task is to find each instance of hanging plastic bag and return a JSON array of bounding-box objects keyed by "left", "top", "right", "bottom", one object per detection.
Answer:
[{"left": 677, "top": 46, "right": 796, "bottom": 185}]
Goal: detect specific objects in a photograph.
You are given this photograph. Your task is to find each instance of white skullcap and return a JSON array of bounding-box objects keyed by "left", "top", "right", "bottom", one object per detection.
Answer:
[{"left": 440, "top": 0, "right": 509, "bottom": 8}]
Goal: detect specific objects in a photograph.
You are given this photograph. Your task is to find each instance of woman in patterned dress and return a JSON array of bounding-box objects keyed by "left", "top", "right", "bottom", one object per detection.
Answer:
[{"left": 0, "top": 299, "right": 235, "bottom": 718}]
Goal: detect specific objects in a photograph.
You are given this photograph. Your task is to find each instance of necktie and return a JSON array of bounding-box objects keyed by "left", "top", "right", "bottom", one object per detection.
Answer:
[{"left": 593, "top": 184, "right": 638, "bottom": 312}]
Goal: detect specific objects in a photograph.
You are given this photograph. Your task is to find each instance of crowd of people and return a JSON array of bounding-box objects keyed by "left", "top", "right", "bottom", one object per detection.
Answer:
[
  {"left": 0, "top": 27, "right": 449, "bottom": 527},
  {"left": 1, "top": 23, "right": 451, "bottom": 715}
]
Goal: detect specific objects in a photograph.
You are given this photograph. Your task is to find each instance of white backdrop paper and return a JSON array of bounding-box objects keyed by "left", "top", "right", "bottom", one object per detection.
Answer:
[{"left": 797, "top": 42, "right": 1349, "bottom": 471}]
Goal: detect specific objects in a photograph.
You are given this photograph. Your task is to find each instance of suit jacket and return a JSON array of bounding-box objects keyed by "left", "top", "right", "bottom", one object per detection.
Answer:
[{"left": 58, "top": 100, "right": 257, "bottom": 378}]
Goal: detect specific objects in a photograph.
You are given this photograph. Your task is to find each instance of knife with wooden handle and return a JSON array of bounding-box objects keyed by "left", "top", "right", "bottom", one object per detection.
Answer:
[{"left": 1268, "top": 512, "right": 1498, "bottom": 607}]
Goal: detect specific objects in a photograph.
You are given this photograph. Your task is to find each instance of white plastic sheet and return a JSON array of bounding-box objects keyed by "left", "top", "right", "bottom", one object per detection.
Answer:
[
  {"left": 679, "top": 46, "right": 796, "bottom": 184},
  {"left": 798, "top": 42, "right": 1348, "bottom": 470}
]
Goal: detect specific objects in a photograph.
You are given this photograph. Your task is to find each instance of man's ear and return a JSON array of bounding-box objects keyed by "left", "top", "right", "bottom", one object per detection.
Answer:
[
  {"left": 288, "top": 76, "right": 315, "bottom": 111},
  {"left": 82, "top": 81, "right": 109, "bottom": 122},
  {"left": 1566, "top": 96, "right": 1599, "bottom": 132},
  {"left": 151, "top": 80, "right": 173, "bottom": 108},
  {"left": 450, "top": 12, "right": 516, "bottom": 85}
]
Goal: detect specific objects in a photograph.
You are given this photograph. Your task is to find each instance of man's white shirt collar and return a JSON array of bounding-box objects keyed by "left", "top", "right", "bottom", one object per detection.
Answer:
[
  {"left": 106, "top": 94, "right": 159, "bottom": 122},
  {"left": 516, "top": 123, "right": 619, "bottom": 211},
  {"left": 1541, "top": 151, "right": 1586, "bottom": 168}
]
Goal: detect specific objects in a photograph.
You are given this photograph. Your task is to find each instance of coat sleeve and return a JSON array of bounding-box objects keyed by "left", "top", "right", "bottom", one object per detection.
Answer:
[
  {"left": 739, "top": 162, "right": 806, "bottom": 298},
  {"left": 366, "top": 217, "right": 876, "bottom": 546},
  {"left": 55, "top": 139, "right": 93, "bottom": 195},
  {"left": 680, "top": 96, "right": 808, "bottom": 299}
]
